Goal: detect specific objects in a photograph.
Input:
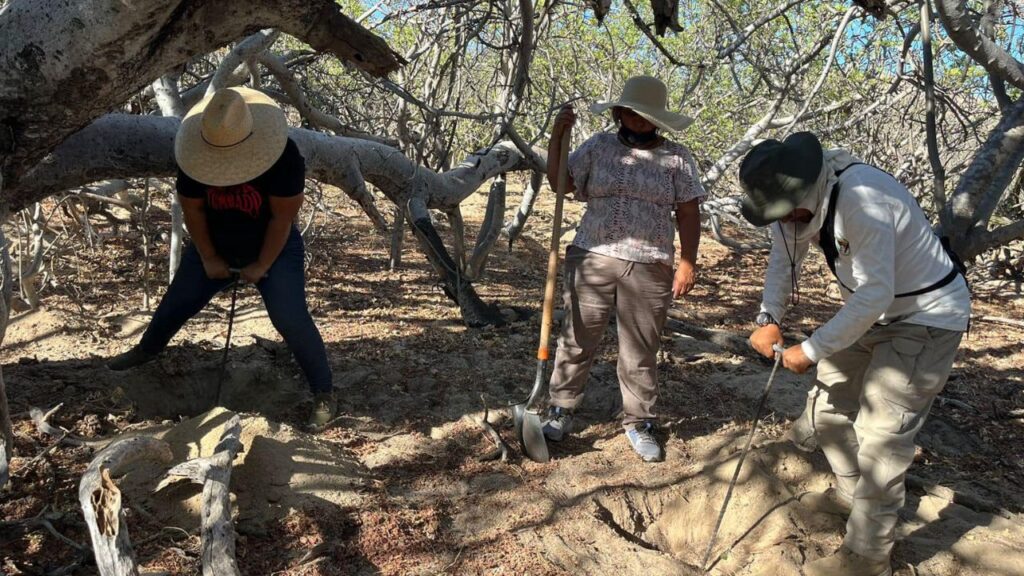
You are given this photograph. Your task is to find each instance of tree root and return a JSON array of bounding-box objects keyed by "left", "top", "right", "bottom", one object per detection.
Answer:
[{"left": 476, "top": 396, "right": 509, "bottom": 462}]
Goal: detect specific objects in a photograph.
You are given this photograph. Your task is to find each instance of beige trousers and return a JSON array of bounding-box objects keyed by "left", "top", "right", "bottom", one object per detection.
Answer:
[
  {"left": 548, "top": 246, "right": 673, "bottom": 428},
  {"left": 803, "top": 322, "right": 962, "bottom": 561}
]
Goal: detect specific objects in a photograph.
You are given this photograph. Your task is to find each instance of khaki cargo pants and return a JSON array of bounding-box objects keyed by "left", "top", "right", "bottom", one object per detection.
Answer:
[
  {"left": 801, "top": 322, "right": 963, "bottom": 561},
  {"left": 548, "top": 246, "right": 673, "bottom": 428}
]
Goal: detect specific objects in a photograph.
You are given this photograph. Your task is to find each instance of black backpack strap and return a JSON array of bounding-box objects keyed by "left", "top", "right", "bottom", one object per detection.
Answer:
[
  {"left": 818, "top": 164, "right": 863, "bottom": 293},
  {"left": 818, "top": 162, "right": 966, "bottom": 299},
  {"left": 895, "top": 236, "right": 968, "bottom": 297}
]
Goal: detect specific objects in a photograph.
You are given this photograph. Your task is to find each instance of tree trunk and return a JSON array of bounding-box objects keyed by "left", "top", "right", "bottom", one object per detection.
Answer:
[
  {"left": 942, "top": 100, "right": 1024, "bottom": 259},
  {"left": 0, "top": 0, "right": 401, "bottom": 201}
]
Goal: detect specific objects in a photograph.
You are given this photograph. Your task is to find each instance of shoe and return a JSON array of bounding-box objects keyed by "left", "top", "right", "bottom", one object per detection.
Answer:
[
  {"left": 542, "top": 406, "right": 574, "bottom": 442},
  {"left": 307, "top": 392, "right": 337, "bottom": 431},
  {"left": 785, "top": 411, "right": 819, "bottom": 452},
  {"left": 804, "top": 546, "right": 892, "bottom": 576},
  {"left": 798, "top": 487, "right": 853, "bottom": 517},
  {"left": 107, "top": 346, "right": 158, "bottom": 371},
  {"left": 625, "top": 421, "right": 664, "bottom": 462}
]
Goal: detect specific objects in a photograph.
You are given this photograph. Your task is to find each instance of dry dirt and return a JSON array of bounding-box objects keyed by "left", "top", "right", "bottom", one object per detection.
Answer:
[{"left": 2, "top": 181, "right": 1023, "bottom": 576}]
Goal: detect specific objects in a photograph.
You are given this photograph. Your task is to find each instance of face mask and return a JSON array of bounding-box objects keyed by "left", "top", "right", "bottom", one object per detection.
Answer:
[{"left": 617, "top": 125, "right": 658, "bottom": 148}]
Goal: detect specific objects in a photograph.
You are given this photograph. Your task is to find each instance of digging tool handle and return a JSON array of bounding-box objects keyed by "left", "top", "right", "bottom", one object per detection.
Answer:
[
  {"left": 537, "top": 130, "right": 571, "bottom": 361},
  {"left": 701, "top": 345, "right": 784, "bottom": 572}
]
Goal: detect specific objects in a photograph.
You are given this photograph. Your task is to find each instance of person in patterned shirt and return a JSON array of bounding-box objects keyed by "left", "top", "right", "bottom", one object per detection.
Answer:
[{"left": 541, "top": 76, "right": 706, "bottom": 462}]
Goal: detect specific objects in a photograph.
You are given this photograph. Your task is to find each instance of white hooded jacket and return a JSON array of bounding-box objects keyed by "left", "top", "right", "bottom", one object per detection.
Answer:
[{"left": 760, "top": 155, "right": 971, "bottom": 363}]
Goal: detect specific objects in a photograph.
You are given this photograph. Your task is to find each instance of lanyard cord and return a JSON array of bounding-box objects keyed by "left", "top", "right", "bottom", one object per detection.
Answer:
[{"left": 777, "top": 222, "right": 800, "bottom": 306}]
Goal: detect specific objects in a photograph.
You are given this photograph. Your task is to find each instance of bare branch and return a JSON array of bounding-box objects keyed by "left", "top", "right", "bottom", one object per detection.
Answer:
[
  {"left": 934, "top": 0, "right": 1024, "bottom": 91},
  {"left": 922, "top": 0, "right": 949, "bottom": 227},
  {"left": 712, "top": 0, "right": 806, "bottom": 60},
  {"left": 257, "top": 52, "right": 398, "bottom": 146},
  {"left": 207, "top": 30, "right": 280, "bottom": 96},
  {"left": 944, "top": 99, "right": 1024, "bottom": 250},
  {"left": 965, "top": 218, "right": 1024, "bottom": 259},
  {"left": 781, "top": 6, "right": 859, "bottom": 136}
]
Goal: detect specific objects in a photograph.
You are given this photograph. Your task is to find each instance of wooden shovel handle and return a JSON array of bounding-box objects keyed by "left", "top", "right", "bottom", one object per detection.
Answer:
[{"left": 538, "top": 130, "right": 571, "bottom": 360}]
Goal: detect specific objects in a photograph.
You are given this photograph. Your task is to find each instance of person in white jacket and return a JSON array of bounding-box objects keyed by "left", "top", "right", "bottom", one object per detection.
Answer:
[{"left": 738, "top": 132, "right": 970, "bottom": 576}]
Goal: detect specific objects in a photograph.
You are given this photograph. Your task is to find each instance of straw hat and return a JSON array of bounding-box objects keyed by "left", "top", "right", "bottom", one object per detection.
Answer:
[
  {"left": 175, "top": 87, "right": 289, "bottom": 187},
  {"left": 738, "top": 132, "right": 824, "bottom": 227},
  {"left": 590, "top": 75, "right": 693, "bottom": 132}
]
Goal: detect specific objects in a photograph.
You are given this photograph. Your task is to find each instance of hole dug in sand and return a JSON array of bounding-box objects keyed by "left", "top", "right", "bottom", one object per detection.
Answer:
[
  {"left": 596, "top": 450, "right": 835, "bottom": 574},
  {"left": 119, "top": 407, "right": 371, "bottom": 533},
  {"left": 518, "top": 442, "right": 844, "bottom": 576},
  {"left": 111, "top": 345, "right": 308, "bottom": 420}
]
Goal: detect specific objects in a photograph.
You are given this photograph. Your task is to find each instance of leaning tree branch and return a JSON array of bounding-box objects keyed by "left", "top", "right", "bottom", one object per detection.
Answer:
[
  {"left": 944, "top": 99, "right": 1024, "bottom": 254},
  {"left": 257, "top": 52, "right": 398, "bottom": 146},
  {"left": 207, "top": 29, "right": 280, "bottom": 96},
  {"left": 78, "top": 437, "right": 174, "bottom": 576},
  {"left": 466, "top": 174, "right": 507, "bottom": 280},
  {"left": 702, "top": 87, "right": 792, "bottom": 188},
  {"left": 963, "top": 218, "right": 1024, "bottom": 260},
  {"left": 9, "top": 114, "right": 535, "bottom": 325},
  {"left": 781, "top": 6, "right": 859, "bottom": 136},
  {"left": 921, "top": 0, "right": 949, "bottom": 227},
  {"left": 504, "top": 170, "right": 544, "bottom": 249},
  {"left": 0, "top": 0, "right": 402, "bottom": 198},
  {"left": 712, "top": 0, "right": 807, "bottom": 60},
  {"left": 934, "top": 0, "right": 1024, "bottom": 91}
]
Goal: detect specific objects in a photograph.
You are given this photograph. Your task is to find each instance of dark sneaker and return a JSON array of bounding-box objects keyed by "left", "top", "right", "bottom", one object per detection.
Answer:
[
  {"left": 107, "top": 346, "right": 158, "bottom": 371},
  {"left": 542, "top": 406, "right": 574, "bottom": 442},
  {"left": 307, "top": 392, "right": 337, "bottom": 431},
  {"left": 626, "top": 421, "right": 664, "bottom": 462}
]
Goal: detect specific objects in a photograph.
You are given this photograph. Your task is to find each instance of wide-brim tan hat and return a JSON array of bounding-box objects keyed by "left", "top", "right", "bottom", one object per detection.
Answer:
[
  {"left": 590, "top": 75, "right": 693, "bottom": 132},
  {"left": 175, "top": 87, "right": 288, "bottom": 187}
]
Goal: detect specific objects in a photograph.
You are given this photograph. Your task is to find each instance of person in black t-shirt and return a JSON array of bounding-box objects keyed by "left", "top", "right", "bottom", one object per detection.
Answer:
[{"left": 108, "top": 87, "right": 336, "bottom": 430}]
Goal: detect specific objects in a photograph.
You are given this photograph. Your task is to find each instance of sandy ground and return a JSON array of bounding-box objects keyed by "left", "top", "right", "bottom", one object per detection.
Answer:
[{"left": 2, "top": 181, "right": 1023, "bottom": 575}]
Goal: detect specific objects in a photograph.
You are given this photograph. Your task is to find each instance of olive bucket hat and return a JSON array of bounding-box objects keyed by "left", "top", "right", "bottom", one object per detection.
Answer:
[
  {"left": 738, "top": 132, "right": 824, "bottom": 227},
  {"left": 590, "top": 75, "right": 693, "bottom": 132}
]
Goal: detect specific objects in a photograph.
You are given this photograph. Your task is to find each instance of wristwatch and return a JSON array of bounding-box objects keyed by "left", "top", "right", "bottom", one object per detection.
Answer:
[{"left": 755, "top": 312, "right": 779, "bottom": 327}]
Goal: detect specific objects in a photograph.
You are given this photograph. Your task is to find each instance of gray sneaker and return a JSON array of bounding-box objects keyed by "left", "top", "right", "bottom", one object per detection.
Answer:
[
  {"left": 108, "top": 346, "right": 158, "bottom": 371},
  {"left": 542, "top": 406, "right": 574, "bottom": 442},
  {"left": 626, "top": 421, "right": 664, "bottom": 462},
  {"left": 307, "top": 392, "right": 337, "bottom": 431}
]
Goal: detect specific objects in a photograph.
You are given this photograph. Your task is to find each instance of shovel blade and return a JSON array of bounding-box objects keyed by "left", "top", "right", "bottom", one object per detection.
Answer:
[{"left": 514, "top": 405, "right": 549, "bottom": 463}]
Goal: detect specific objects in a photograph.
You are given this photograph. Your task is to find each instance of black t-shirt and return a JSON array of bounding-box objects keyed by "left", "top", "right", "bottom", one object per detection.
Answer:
[{"left": 177, "top": 138, "right": 304, "bottom": 267}]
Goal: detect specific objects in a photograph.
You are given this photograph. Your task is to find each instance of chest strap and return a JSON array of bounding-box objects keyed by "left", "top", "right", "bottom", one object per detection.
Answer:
[{"left": 817, "top": 163, "right": 964, "bottom": 298}]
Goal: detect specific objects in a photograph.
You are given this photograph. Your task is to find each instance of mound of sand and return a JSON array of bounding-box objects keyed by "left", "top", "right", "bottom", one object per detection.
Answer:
[{"left": 120, "top": 408, "right": 370, "bottom": 531}]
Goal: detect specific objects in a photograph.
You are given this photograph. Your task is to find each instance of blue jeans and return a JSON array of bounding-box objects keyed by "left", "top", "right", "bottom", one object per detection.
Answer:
[{"left": 139, "top": 227, "right": 332, "bottom": 393}]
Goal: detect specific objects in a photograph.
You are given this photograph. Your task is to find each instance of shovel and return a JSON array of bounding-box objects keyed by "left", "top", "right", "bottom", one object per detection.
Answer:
[
  {"left": 213, "top": 269, "right": 242, "bottom": 407},
  {"left": 513, "top": 128, "right": 571, "bottom": 463},
  {"left": 701, "top": 343, "right": 786, "bottom": 572}
]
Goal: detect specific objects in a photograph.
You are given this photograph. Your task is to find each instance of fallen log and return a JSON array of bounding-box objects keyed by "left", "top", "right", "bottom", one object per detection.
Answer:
[
  {"left": 0, "top": 441, "right": 8, "bottom": 491},
  {"left": 1, "top": 366, "right": 11, "bottom": 491},
  {"left": 906, "top": 473, "right": 1018, "bottom": 522},
  {"left": 664, "top": 309, "right": 810, "bottom": 358},
  {"left": 972, "top": 314, "right": 1024, "bottom": 330},
  {"left": 78, "top": 436, "right": 174, "bottom": 576},
  {"left": 157, "top": 415, "right": 244, "bottom": 576}
]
